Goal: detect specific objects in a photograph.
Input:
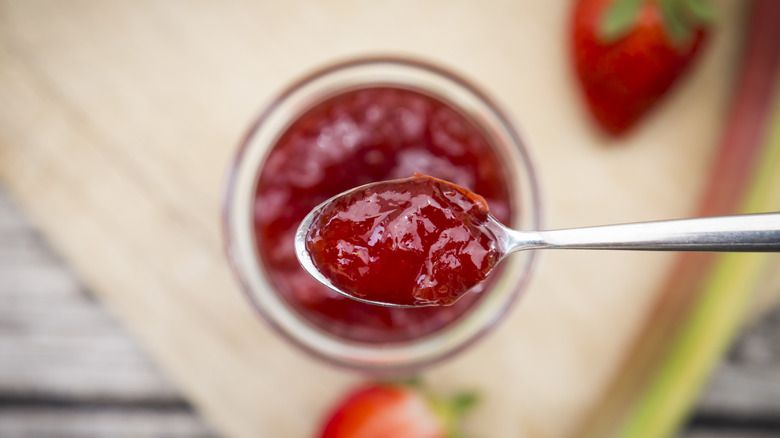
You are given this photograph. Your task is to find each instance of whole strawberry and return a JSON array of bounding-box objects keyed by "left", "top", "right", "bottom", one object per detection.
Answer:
[
  {"left": 317, "top": 382, "right": 476, "bottom": 438},
  {"left": 571, "top": 0, "right": 715, "bottom": 136}
]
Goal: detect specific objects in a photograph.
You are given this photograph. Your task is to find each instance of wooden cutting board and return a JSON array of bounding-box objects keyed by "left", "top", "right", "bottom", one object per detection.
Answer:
[{"left": 0, "top": 1, "right": 760, "bottom": 436}]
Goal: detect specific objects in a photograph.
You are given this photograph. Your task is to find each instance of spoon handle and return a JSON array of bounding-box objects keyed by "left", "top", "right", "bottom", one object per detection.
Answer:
[{"left": 508, "top": 213, "right": 780, "bottom": 252}]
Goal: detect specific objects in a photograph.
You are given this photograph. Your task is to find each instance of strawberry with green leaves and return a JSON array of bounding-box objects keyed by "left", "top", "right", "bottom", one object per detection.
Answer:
[
  {"left": 571, "top": 0, "right": 715, "bottom": 136},
  {"left": 317, "top": 382, "right": 476, "bottom": 438}
]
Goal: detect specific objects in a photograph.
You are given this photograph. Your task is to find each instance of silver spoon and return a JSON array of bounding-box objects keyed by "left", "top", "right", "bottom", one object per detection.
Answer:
[{"left": 295, "top": 185, "right": 780, "bottom": 308}]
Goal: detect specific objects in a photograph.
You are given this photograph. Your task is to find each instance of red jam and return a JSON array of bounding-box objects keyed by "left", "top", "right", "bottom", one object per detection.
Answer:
[
  {"left": 306, "top": 174, "right": 502, "bottom": 307},
  {"left": 254, "top": 87, "right": 512, "bottom": 343}
]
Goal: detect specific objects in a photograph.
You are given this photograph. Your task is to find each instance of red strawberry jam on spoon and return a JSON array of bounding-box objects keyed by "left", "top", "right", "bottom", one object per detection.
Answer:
[
  {"left": 296, "top": 174, "right": 780, "bottom": 308},
  {"left": 301, "top": 174, "right": 501, "bottom": 307}
]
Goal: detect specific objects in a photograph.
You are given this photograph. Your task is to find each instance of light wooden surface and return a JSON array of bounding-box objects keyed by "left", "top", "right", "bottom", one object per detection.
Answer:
[
  {"left": 0, "top": 1, "right": 776, "bottom": 437},
  {"left": 2, "top": 188, "right": 779, "bottom": 436}
]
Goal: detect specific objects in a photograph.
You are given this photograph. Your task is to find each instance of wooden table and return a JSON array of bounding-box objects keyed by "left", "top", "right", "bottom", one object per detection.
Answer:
[
  {"left": 2, "top": 188, "right": 780, "bottom": 436},
  {"left": 2, "top": 1, "right": 780, "bottom": 437}
]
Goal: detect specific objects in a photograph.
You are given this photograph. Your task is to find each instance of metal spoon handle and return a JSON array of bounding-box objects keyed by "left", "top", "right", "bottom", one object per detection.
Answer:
[{"left": 506, "top": 213, "right": 780, "bottom": 253}]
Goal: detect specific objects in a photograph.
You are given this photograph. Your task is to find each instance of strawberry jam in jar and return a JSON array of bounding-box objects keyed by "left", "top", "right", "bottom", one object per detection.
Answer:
[{"left": 223, "top": 58, "right": 541, "bottom": 373}]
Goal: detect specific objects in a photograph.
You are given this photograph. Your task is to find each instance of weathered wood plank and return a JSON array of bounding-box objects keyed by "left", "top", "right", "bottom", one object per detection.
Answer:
[
  {"left": 0, "top": 409, "right": 217, "bottom": 438},
  {"left": 683, "top": 431, "right": 780, "bottom": 438},
  {"left": 0, "top": 191, "right": 181, "bottom": 400},
  {"left": 677, "top": 307, "right": 780, "bottom": 437},
  {"left": 0, "top": 189, "right": 217, "bottom": 436},
  {"left": 695, "top": 308, "right": 780, "bottom": 417}
]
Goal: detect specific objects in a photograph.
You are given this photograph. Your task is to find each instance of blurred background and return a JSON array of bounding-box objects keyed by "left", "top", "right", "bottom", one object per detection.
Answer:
[{"left": 1, "top": 0, "right": 779, "bottom": 437}]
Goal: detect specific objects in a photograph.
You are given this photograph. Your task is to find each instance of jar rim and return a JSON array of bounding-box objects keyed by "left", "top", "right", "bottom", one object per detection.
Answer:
[{"left": 222, "top": 56, "right": 543, "bottom": 374}]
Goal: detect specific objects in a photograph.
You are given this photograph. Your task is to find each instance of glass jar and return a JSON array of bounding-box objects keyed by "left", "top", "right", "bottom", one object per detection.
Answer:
[{"left": 222, "top": 57, "right": 541, "bottom": 374}]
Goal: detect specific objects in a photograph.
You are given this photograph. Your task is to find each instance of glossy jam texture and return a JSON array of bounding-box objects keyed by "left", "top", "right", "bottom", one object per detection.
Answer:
[
  {"left": 254, "top": 87, "right": 512, "bottom": 342},
  {"left": 306, "top": 174, "right": 501, "bottom": 306}
]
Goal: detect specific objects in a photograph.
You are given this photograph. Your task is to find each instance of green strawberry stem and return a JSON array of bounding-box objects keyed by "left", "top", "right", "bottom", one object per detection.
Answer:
[
  {"left": 601, "top": 0, "right": 716, "bottom": 43},
  {"left": 385, "top": 378, "right": 478, "bottom": 438},
  {"left": 580, "top": 1, "right": 780, "bottom": 436},
  {"left": 438, "top": 392, "right": 479, "bottom": 438},
  {"left": 600, "top": 0, "right": 644, "bottom": 41},
  {"left": 683, "top": 0, "right": 717, "bottom": 23}
]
